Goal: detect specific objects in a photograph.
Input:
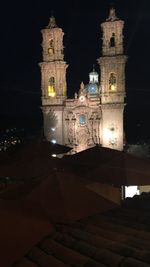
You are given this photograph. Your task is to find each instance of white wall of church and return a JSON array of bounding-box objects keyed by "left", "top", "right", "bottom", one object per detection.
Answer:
[
  {"left": 101, "top": 107, "right": 124, "bottom": 150},
  {"left": 43, "top": 109, "right": 63, "bottom": 144}
]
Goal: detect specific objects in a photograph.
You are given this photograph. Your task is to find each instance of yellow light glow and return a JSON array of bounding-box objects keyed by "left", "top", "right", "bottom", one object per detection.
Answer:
[
  {"left": 48, "top": 48, "right": 54, "bottom": 55},
  {"left": 48, "top": 85, "right": 56, "bottom": 97},
  {"left": 110, "top": 84, "right": 116, "bottom": 91}
]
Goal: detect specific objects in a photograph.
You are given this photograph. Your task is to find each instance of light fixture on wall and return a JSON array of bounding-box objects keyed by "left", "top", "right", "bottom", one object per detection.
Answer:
[
  {"left": 104, "top": 126, "right": 117, "bottom": 147},
  {"left": 51, "top": 154, "right": 57, "bottom": 157},
  {"left": 109, "top": 127, "right": 117, "bottom": 146},
  {"left": 51, "top": 127, "right": 56, "bottom": 131},
  {"left": 51, "top": 139, "right": 56, "bottom": 144}
]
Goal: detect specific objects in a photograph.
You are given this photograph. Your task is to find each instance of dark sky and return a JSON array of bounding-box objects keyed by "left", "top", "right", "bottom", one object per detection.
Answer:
[{"left": 0, "top": 0, "right": 150, "bottom": 142}]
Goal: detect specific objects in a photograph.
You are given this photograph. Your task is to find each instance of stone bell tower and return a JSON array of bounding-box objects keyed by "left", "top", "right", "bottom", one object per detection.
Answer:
[
  {"left": 98, "top": 7, "right": 127, "bottom": 150},
  {"left": 39, "top": 15, "right": 68, "bottom": 143}
]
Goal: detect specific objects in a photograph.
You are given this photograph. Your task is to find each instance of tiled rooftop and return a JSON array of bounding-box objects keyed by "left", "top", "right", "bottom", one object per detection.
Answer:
[
  {"left": 14, "top": 193, "right": 150, "bottom": 267},
  {"left": 1, "top": 144, "right": 150, "bottom": 266}
]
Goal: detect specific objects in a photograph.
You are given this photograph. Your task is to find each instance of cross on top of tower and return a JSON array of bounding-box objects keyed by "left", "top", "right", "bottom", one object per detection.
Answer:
[
  {"left": 46, "top": 12, "right": 57, "bottom": 28},
  {"left": 106, "top": 5, "right": 119, "bottom": 22}
]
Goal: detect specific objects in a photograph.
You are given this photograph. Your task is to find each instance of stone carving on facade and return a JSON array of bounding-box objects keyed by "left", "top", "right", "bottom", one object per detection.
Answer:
[
  {"left": 76, "top": 125, "right": 90, "bottom": 151},
  {"left": 65, "top": 112, "right": 76, "bottom": 146},
  {"left": 79, "top": 82, "right": 86, "bottom": 96},
  {"left": 88, "top": 112, "right": 101, "bottom": 145},
  {"left": 106, "top": 7, "right": 118, "bottom": 22},
  {"left": 64, "top": 106, "right": 102, "bottom": 150},
  {"left": 74, "top": 92, "right": 78, "bottom": 99},
  {"left": 46, "top": 16, "right": 57, "bottom": 28},
  {"left": 68, "top": 126, "right": 74, "bottom": 145}
]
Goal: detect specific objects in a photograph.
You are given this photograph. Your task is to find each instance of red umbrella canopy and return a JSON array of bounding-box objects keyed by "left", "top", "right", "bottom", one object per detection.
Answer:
[
  {"left": 0, "top": 140, "right": 70, "bottom": 180},
  {"left": 90, "top": 152, "right": 150, "bottom": 186},
  {"left": 60, "top": 145, "right": 121, "bottom": 173},
  {"left": 23, "top": 139, "right": 72, "bottom": 157},
  {"left": 26, "top": 171, "right": 119, "bottom": 223},
  {"left": 0, "top": 139, "right": 72, "bottom": 163},
  {"left": 60, "top": 145, "right": 150, "bottom": 186}
]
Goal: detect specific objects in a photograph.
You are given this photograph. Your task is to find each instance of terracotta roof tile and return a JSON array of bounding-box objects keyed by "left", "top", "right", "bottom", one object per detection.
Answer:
[
  {"left": 84, "top": 223, "right": 127, "bottom": 242},
  {"left": 56, "top": 224, "right": 114, "bottom": 249},
  {"left": 120, "top": 257, "right": 150, "bottom": 267},
  {"left": 83, "top": 261, "right": 106, "bottom": 267},
  {"left": 95, "top": 249, "right": 124, "bottom": 266},
  {"left": 109, "top": 243, "right": 138, "bottom": 257},
  {"left": 15, "top": 257, "right": 38, "bottom": 267},
  {"left": 14, "top": 194, "right": 150, "bottom": 267},
  {"left": 123, "top": 236, "right": 150, "bottom": 251},
  {"left": 39, "top": 238, "right": 89, "bottom": 265},
  {"left": 27, "top": 246, "right": 68, "bottom": 267},
  {"left": 2, "top": 144, "right": 150, "bottom": 267},
  {"left": 133, "top": 250, "right": 150, "bottom": 265},
  {"left": 1, "top": 156, "right": 150, "bottom": 267}
]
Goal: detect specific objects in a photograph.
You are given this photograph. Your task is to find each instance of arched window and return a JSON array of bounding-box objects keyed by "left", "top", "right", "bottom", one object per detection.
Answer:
[
  {"left": 49, "top": 77, "right": 55, "bottom": 84},
  {"left": 79, "top": 114, "right": 86, "bottom": 125},
  {"left": 48, "top": 39, "right": 54, "bottom": 55},
  {"left": 109, "top": 73, "right": 117, "bottom": 92},
  {"left": 50, "top": 39, "right": 53, "bottom": 47},
  {"left": 109, "top": 33, "right": 115, "bottom": 47},
  {"left": 48, "top": 77, "right": 56, "bottom": 97}
]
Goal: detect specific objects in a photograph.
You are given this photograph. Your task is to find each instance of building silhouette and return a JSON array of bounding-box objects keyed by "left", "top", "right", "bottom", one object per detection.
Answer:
[{"left": 39, "top": 7, "right": 127, "bottom": 152}]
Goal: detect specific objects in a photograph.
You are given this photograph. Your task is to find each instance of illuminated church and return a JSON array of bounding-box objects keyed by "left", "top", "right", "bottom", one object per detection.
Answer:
[{"left": 39, "top": 7, "right": 127, "bottom": 152}]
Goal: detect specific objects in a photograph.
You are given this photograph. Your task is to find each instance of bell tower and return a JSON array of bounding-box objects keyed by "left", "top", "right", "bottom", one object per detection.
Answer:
[
  {"left": 98, "top": 7, "right": 127, "bottom": 150},
  {"left": 39, "top": 15, "right": 68, "bottom": 143}
]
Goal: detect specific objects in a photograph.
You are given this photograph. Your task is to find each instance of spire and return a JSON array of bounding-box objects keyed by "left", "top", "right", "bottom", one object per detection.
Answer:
[
  {"left": 46, "top": 12, "right": 57, "bottom": 28},
  {"left": 80, "top": 81, "right": 85, "bottom": 92},
  {"left": 92, "top": 64, "right": 95, "bottom": 72},
  {"left": 106, "top": 4, "right": 119, "bottom": 22}
]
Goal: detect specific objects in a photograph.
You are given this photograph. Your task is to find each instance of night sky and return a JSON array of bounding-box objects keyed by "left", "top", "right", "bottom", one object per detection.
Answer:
[{"left": 0, "top": 0, "right": 150, "bottom": 142}]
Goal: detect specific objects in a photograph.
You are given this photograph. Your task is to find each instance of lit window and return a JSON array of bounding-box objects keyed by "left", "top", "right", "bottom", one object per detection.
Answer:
[
  {"left": 48, "top": 47, "right": 54, "bottom": 55},
  {"left": 109, "top": 33, "right": 115, "bottom": 47},
  {"left": 48, "top": 77, "right": 56, "bottom": 97},
  {"left": 109, "top": 73, "right": 117, "bottom": 92},
  {"left": 110, "top": 84, "right": 116, "bottom": 91},
  {"left": 79, "top": 114, "right": 86, "bottom": 125},
  {"left": 48, "top": 85, "right": 56, "bottom": 97},
  {"left": 48, "top": 39, "right": 54, "bottom": 54},
  {"left": 125, "top": 186, "right": 140, "bottom": 198},
  {"left": 49, "top": 77, "right": 55, "bottom": 83}
]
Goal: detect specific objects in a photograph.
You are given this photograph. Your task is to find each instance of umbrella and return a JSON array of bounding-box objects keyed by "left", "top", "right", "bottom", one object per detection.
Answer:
[
  {"left": 60, "top": 145, "right": 150, "bottom": 186},
  {"left": 23, "top": 139, "right": 72, "bottom": 156},
  {"left": 0, "top": 192, "right": 53, "bottom": 267},
  {"left": 0, "top": 139, "right": 71, "bottom": 180},
  {"left": 0, "top": 170, "right": 119, "bottom": 267},
  {"left": 26, "top": 171, "right": 119, "bottom": 223},
  {"left": 59, "top": 145, "right": 120, "bottom": 176},
  {"left": 90, "top": 151, "right": 150, "bottom": 186},
  {"left": 0, "top": 139, "right": 72, "bottom": 162}
]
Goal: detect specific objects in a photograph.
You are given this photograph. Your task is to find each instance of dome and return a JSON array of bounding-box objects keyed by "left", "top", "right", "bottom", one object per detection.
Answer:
[
  {"left": 84, "top": 66, "right": 100, "bottom": 95},
  {"left": 85, "top": 83, "right": 99, "bottom": 95}
]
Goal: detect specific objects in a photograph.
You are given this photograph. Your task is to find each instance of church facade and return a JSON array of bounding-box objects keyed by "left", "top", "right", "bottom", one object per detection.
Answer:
[{"left": 39, "top": 7, "right": 127, "bottom": 153}]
